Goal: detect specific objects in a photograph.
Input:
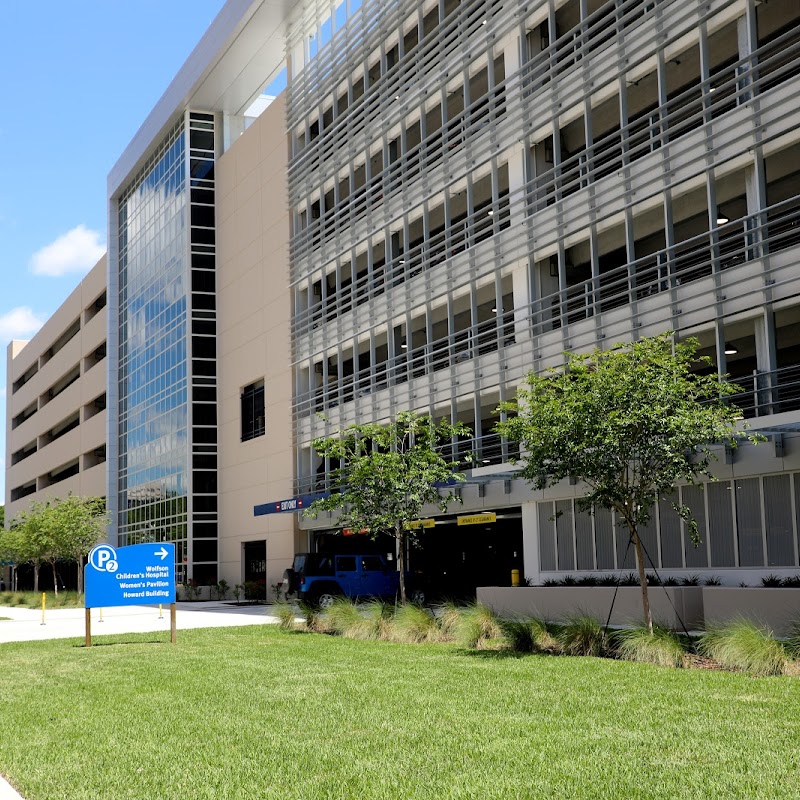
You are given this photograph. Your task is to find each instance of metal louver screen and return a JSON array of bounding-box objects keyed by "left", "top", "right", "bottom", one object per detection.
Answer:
[
  {"left": 735, "top": 477, "right": 763, "bottom": 567},
  {"left": 538, "top": 501, "right": 556, "bottom": 572},
  {"left": 764, "top": 474, "right": 795, "bottom": 567},
  {"left": 708, "top": 481, "right": 735, "bottom": 567},
  {"left": 659, "top": 496, "right": 683, "bottom": 568},
  {"left": 682, "top": 484, "right": 708, "bottom": 568},
  {"left": 575, "top": 505, "right": 594, "bottom": 570},
  {"left": 556, "top": 499, "right": 575, "bottom": 571},
  {"left": 594, "top": 507, "right": 614, "bottom": 569}
]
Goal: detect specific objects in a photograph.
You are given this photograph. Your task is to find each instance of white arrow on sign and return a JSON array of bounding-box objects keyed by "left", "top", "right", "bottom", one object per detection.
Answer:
[{"left": 155, "top": 547, "right": 169, "bottom": 561}]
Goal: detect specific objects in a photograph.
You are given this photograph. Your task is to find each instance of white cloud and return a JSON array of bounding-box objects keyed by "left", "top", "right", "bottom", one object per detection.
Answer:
[
  {"left": 0, "top": 306, "right": 46, "bottom": 341},
  {"left": 29, "top": 224, "right": 105, "bottom": 277}
]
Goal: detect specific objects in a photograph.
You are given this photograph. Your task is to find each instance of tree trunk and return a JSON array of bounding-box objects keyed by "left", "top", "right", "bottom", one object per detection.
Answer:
[
  {"left": 396, "top": 523, "right": 407, "bottom": 604},
  {"left": 33, "top": 563, "right": 39, "bottom": 593},
  {"left": 631, "top": 527, "right": 653, "bottom": 634},
  {"left": 52, "top": 560, "right": 59, "bottom": 596},
  {"left": 77, "top": 557, "right": 84, "bottom": 595}
]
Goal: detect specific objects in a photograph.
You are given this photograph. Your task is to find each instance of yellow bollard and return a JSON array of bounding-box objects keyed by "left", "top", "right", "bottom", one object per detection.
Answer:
[
  {"left": 40, "top": 592, "right": 46, "bottom": 626},
  {"left": 99, "top": 608, "right": 104, "bottom": 623},
  {"left": 511, "top": 569, "right": 520, "bottom": 587},
  {"left": 158, "top": 604, "right": 163, "bottom": 619}
]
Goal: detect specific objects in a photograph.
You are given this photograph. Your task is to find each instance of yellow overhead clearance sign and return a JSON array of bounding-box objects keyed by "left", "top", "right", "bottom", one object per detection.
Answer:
[
  {"left": 404, "top": 519, "right": 436, "bottom": 529},
  {"left": 457, "top": 513, "right": 497, "bottom": 526}
]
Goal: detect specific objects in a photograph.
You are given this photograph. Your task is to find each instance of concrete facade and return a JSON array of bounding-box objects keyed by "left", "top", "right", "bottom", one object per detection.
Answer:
[{"left": 5, "top": 257, "right": 107, "bottom": 522}]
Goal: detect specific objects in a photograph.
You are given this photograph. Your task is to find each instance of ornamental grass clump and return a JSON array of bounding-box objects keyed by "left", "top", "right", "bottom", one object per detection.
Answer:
[
  {"left": 322, "top": 597, "right": 371, "bottom": 638},
  {"left": 273, "top": 602, "right": 297, "bottom": 631},
  {"left": 436, "top": 601, "right": 464, "bottom": 643},
  {"left": 558, "top": 614, "right": 607, "bottom": 657},
  {"left": 499, "top": 617, "right": 561, "bottom": 654},
  {"left": 698, "top": 619, "right": 790, "bottom": 677},
  {"left": 454, "top": 603, "right": 506, "bottom": 649},
  {"left": 785, "top": 622, "right": 800, "bottom": 660},
  {"left": 360, "top": 600, "right": 394, "bottom": 640},
  {"left": 391, "top": 602, "right": 440, "bottom": 643},
  {"left": 614, "top": 624, "right": 686, "bottom": 668}
]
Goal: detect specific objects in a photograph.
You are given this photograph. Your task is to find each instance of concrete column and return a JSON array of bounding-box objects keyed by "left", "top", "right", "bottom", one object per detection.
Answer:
[{"left": 521, "top": 502, "right": 541, "bottom": 585}]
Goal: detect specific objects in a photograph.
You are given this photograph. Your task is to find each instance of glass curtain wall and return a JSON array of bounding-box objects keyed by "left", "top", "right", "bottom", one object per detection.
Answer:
[{"left": 116, "top": 120, "right": 190, "bottom": 575}]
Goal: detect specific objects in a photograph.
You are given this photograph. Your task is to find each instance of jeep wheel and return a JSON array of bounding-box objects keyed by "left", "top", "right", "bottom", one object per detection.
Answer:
[{"left": 317, "top": 592, "right": 338, "bottom": 609}]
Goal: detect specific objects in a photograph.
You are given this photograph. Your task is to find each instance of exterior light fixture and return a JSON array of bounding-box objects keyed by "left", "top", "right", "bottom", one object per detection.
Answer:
[
  {"left": 400, "top": 340, "right": 408, "bottom": 349},
  {"left": 716, "top": 210, "right": 729, "bottom": 225},
  {"left": 487, "top": 209, "right": 494, "bottom": 216},
  {"left": 491, "top": 306, "right": 498, "bottom": 312},
  {"left": 724, "top": 342, "right": 738, "bottom": 355}
]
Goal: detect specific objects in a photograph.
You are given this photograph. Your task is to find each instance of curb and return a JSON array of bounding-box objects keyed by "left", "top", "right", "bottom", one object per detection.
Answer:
[{"left": 0, "top": 775, "right": 23, "bottom": 799}]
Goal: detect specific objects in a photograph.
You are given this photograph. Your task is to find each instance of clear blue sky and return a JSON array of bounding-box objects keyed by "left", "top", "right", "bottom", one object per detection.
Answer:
[{"left": 0, "top": 1, "right": 228, "bottom": 500}]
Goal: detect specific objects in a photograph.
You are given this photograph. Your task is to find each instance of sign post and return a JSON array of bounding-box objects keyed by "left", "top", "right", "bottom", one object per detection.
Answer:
[{"left": 84, "top": 543, "right": 176, "bottom": 646}]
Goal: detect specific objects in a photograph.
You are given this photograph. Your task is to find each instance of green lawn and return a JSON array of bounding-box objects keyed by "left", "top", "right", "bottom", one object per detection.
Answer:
[{"left": 1, "top": 626, "right": 798, "bottom": 800}]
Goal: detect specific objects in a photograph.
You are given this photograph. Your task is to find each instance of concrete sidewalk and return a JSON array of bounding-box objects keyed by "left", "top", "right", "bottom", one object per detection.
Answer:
[{"left": 0, "top": 600, "right": 282, "bottom": 644}]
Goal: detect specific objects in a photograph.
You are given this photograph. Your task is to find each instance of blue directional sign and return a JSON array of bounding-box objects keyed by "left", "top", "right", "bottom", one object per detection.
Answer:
[{"left": 85, "top": 543, "right": 176, "bottom": 608}]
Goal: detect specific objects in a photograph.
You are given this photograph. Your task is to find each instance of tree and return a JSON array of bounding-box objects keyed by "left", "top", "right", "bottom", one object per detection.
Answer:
[
  {"left": 9, "top": 496, "right": 107, "bottom": 595},
  {"left": 496, "top": 333, "right": 756, "bottom": 633},
  {"left": 305, "top": 411, "right": 470, "bottom": 602}
]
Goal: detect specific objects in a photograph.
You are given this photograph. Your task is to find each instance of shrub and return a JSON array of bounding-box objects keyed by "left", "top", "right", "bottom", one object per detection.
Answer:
[
  {"left": 680, "top": 575, "right": 701, "bottom": 586},
  {"left": 782, "top": 575, "right": 800, "bottom": 588},
  {"left": 576, "top": 575, "right": 598, "bottom": 586},
  {"left": 698, "top": 619, "right": 790, "bottom": 676},
  {"left": 597, "top": 575, "right": 619, "bottom": 587},
  {"left": 614, "top": 624, "right": 686, "bottom": 668},
  {"left": 558, "top": 615, "right": 607, "bottom": 657},
  {"left": 273, "top": 602, "right": 296, "bottom": 631},
  {"left": 453, "top": 603, "right": 506, "bottom": 649},
  {"left": 392, "top": 603, "right": 440, "bottom": 643},
  {"left": 620, "top": 573, "right": 639, "bottom": 587},
  {"left": 761, "top": 574, "right": 783, "bottom": 588},
  {"left": 703, "top": 576, "right": 722, "bottom": 586}
]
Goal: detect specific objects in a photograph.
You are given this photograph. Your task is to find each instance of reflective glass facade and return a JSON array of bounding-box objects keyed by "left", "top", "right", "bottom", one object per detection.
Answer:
[{"left": 116, "top": 120, "right": 190, "bottom": 567}]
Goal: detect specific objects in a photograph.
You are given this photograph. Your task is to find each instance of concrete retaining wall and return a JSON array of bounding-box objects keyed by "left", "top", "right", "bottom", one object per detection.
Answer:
[
  {"left": 476, "top": 586, "right": 704, "bottom": 629},
  {"left": 701, "top": 588, "right": 800, "bottom": 637},
  {"left": 476, "top": 586, "right": 800, "bottom": 635}
]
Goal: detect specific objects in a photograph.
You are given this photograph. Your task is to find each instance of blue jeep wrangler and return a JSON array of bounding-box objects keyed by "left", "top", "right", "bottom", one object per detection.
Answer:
[{"left": 283, "top": 553, "right": 424, "bottom": 607}]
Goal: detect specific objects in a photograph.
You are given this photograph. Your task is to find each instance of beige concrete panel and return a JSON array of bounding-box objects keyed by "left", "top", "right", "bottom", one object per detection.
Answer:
[
  {"left": 233, "top": 126, "right": 262, "bottom": 185},
  {"left": 17, "top": 334, "right": 82, "bottom": 409},
  {"left": 80, "top": 361, "right": 107, "bottom": 405},
  {"left": 234, "top": 217, "right": 264, "bottom": 270},
  {"left": 257, "top": 95, "right": 287, "bottom": 157},
  {"left": 10, "top": 298, "right": 81, "bottom": 383},
  {"left": 234, "top": 167, "right": 262, "bottom": 212},
  {"left": 81, "top": 311, "right": 107, "bottom": 354},
  {"left": 78, "top": 461, "right": 107, "bottom": 499},
  {"left": 80, "top": 411, "right": 107, "bottom": 452},
  {"left": 80, "top": 256, "right": 107, "bottom": 302},
  {"left": 32, "top": 379, "right": 83, "bottom": 435}
]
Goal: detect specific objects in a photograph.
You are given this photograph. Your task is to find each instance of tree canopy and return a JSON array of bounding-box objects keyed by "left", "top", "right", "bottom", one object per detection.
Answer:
[
  {"left": 305, "top": 411, "right": 470, "bottom": 602},
  {"left": 496, "top": 333, "right": 755, "bottom": 630},
  {"left": 1, "top": 496, "right": 107, "bottom": 594}
]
